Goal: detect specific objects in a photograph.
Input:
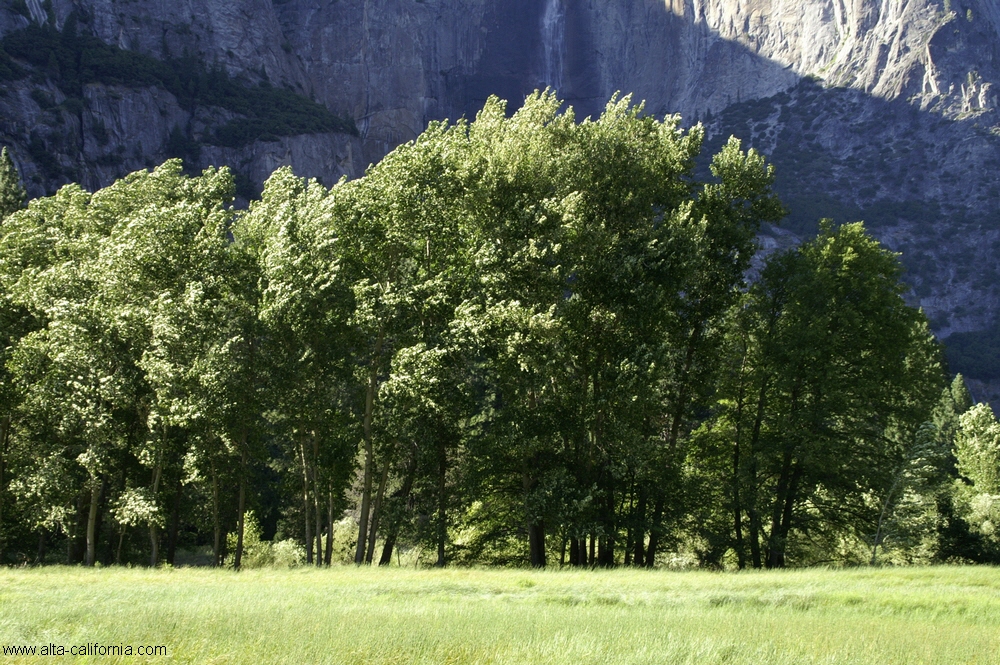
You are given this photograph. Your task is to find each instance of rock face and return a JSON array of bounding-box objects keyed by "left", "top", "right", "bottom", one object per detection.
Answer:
[
  {"left": 2, "top": 0, "right": 1000, "bottom": 393},
  {"left": 6, "top": 1, "right": 997, "bottom": 169}
]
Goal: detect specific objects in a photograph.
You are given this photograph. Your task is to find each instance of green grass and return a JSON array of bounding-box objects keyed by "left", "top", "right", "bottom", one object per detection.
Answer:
[{"left": 1, "top": 566, "right": 999, "bottom": 664}]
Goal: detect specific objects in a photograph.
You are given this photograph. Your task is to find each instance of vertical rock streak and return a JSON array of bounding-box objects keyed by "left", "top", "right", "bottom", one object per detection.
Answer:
[
  {"left": 541, "top": 0, "right": 566, "bottom": 92},
  {"left": 25, "top": 0, "right": 47, "bottom": 25}
]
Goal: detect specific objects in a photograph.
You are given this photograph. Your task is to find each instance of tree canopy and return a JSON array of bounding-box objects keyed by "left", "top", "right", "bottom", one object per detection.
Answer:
[{"left": 0, "top": 93, "right": 962, "bottom": 569}]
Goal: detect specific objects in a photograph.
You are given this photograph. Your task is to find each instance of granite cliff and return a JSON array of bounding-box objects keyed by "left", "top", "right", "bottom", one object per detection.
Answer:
[{"left": 1, "top": 0, "right": 999, "bottom": 395}]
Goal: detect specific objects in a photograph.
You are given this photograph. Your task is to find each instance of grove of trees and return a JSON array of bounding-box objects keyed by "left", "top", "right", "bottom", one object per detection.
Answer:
[{"left": 0, "top": 93, "right": 994, "bottom": 569}]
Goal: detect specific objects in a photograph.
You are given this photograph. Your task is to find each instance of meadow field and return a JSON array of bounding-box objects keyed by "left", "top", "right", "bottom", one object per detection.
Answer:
[{"left": 1, "top": 565, "right": 998, "bottom": 664}]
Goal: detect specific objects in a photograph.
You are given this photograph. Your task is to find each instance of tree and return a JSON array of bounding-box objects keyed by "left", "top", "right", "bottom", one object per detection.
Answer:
[
  {"left": 952, "top": 402, "right": 1000, "bottom": 559},
  {"left": 241, "top": 168, "right": 356, "bottom": 566},
  {"left": 1, "top": 183, "right": 131, "bottom": 567},
  {"left": 0, "top": 147, "right": 25, "bottom": 221},
  {"left": 331, "top": 119, "right": 473, "bottom": 565},
  {"left": 456, "top": 92, "right": 782, "bottom": 567},
  {"left": 95, "top": 161, "right": 243, "bottom": 566},
  {"left": 192, "top": 200, "right": 264, "bottom": 572},
  {"left": 955, "top": 404, "right": 1000, "bottom": 494},
  {"left": 718, "top": 221, "right": 944, "bottom": 568},
  {"left": 869, "top": 422, "right": 951, "bottom": 565},
  {"left": 0, "top": 94, "right": 962, "bottom": 570},
  {"left": 0, "top": 146, "right": 29, "bottom": 563},
  {"left": 1, "top": 161, "right": 251, "bottom": 567}
]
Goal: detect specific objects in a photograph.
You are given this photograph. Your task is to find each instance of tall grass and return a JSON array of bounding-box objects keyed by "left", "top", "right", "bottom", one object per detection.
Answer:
[{"left": 1, "top": 566, "right": 998, "bottom": 664}]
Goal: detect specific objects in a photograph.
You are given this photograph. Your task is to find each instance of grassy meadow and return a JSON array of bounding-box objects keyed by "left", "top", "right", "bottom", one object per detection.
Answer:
[{"left": 1, "top": 565, "right": 999, "bottom": 664}]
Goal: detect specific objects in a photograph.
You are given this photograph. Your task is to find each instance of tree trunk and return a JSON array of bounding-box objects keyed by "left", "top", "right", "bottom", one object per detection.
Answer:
[
  {"left": 149, "top": 456, "right": 163, "bottom": 567},
  {"left": 767, "top": 447, "right": 795, "bottom": 569},
  {"left": 36, "top": 529, "right": 46, "bottom": 564},
  {"left": 624, "top": 483, "right": 635, "bottom": 567},
  {"left": 354, "top": 433, "right": 373, "bottom": 564},
  {"left": 766, "top": 371, "right": 802, "bottom": 570},
  {"left": 68, "top": 492, "right": 84, "bottom": 564},
  {"left": 297, "top": 437, "right": 313, "bottom": 564},
  {"left": 115, "top": 527, "right": 125, "bottom": 565},
  {"left": 355, "top": 329, "right": 383, "bottom": 564},
  {"left": 85, "top": 478, "right": 101, "bottom": 566},
  {"left": 365, "top": 460, "right": 389, "bottom": 564},
  {"left": 732, "top": 437, "right": 745, "bottom": 570},
  {"left": 0, "top": 415, "right": 9, "bottom": 563},
  {"left": 598, "top": 482, "right": 615, "bottom": 567},
  {"left": 528, "top": 520, "right": 546, "bottom": 567},
  {"left": 731, "top": 351, "right": 749, "bottom": 570},
  {"left": 234, "top": 443, "right": 248, "bottom": 571},
  {"left": 871, "top": 471, "right": 904, "bottom": 566},
  {"left": 97, "top": 478, "right": 110, "bottom": 565},
  {"left": 211, "top": 461, "right": 221, "bottom": 567},
  {"left": 314, "top": 498, "right": 324, "bottom": 567},
  {"left": 524, "top": 466, "right": 546, "bottom": 568},
  {"left": 632, "top": 488, "right": 646, "bottom": 567},
  {"left": 667, "top": 324, "right": 703, "bottom": 450},
  {"left": 325, "top": 487, "right": 334, "bottom": 565},
  {"left": 748, "top": 504, "right": 763, "bottom": 570},
  {"left": 378, "top": 529, "right": 398, "bottom": 566},
  {"left": 598, "top": 535, "right": 613, "bottom": 567},
  {"left": 746, "top": 377, "right": 770, "bottom": 570},
  {"left": 435, "top": 438, "right": 447, "bottom": 567},
  {"left": 774, "top": 462, "right": 802, "bottom": 568},
  {"left": 312, "top": 434, "right": 323, "bottom": 567},
  {"left": 641, "top": 324, "right": 704, "bottom": 570},
  {"left": 148, "top": 524, "right": 159, "bottom": 567},
  {"left": 644, "top": 497, "right": 663, "bottom": 567},
  {"left": 166, "top": 476, "right": 182, "bottom": 565},
  {"left": 112, "top": 468, "right": 129, "bottom": 564},
  {"left": 379, "top": 444, "right": 418, "bottom": 566}
]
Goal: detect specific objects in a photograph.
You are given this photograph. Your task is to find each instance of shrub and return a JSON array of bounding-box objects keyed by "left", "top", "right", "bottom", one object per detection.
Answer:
[{"left": 225, "top": 511, "right": 306, "bottom": 569}]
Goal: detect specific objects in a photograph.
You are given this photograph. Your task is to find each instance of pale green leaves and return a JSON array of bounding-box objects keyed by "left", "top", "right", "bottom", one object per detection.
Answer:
[
  {"left": 113, "top": 488, "right": 164, "bottom": 528},
  {"left": 956, "top": 403, "right": 1000, "bottom": 494},
  {"left": 953, "top": 403, "right": 1000, "bottom": 546}
]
